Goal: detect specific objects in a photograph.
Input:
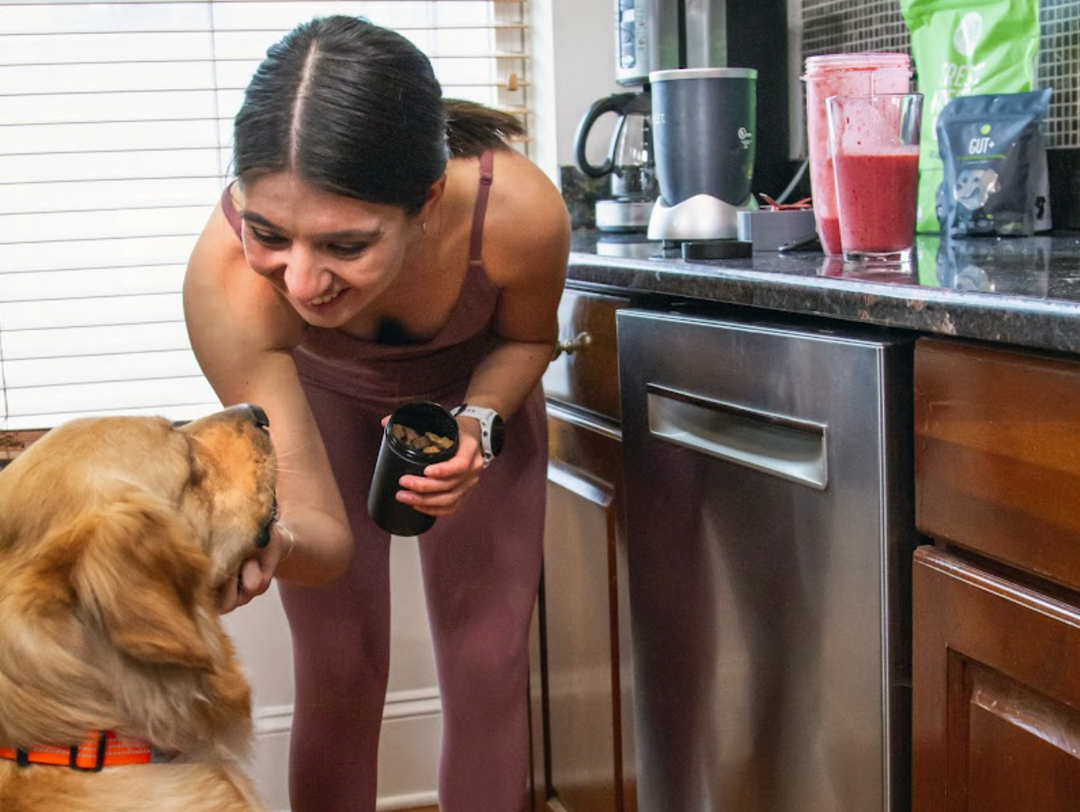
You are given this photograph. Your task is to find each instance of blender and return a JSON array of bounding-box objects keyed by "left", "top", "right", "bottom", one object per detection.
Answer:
[{"left": 647, "top": 67, "right": 758, "bottom": 248}]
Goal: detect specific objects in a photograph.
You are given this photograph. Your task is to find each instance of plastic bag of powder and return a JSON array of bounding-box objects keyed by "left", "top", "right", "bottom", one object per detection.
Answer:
[
  {"left": 900, "top": 0, "right": 1040, "bottom": 232},
  {"left": 936, "top": 89, "right": 1052, "bottom": 237}
]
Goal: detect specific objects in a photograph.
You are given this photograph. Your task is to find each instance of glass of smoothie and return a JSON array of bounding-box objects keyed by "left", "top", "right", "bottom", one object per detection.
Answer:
[
  {"left": 803, "top": 54, "right": 911, "bottom": 256},
  {"left": 826, "top": 93, "right": 924, "bottom": 265}
]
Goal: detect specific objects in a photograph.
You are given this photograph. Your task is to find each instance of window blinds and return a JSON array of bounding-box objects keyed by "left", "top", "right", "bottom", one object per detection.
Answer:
[{"left": 0, "top": 0, "right": 530, "bottom": 431}]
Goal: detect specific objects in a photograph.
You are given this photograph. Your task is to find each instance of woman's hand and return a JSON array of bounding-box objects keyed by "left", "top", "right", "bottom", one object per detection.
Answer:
[
  {"left": 218, "top": 521, "right": 295, "bottom": 613},
  {"left": 388, "top": 414, "right": 486, "bottom": 516}
]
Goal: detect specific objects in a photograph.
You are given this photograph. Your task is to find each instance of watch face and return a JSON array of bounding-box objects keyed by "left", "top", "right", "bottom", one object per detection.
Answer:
[{"left": 490, "top": 414, "right": 506, "bottom": 457}]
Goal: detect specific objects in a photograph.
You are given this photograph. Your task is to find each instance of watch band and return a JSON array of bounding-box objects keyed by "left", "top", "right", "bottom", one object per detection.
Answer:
[{"left": 452, "top": 404, "right": 504, "bottom": 467}]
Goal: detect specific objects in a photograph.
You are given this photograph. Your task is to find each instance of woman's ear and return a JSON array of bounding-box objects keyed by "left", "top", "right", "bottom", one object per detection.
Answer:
[{"left": 419, "top": 175, "right": 448, "bottom": 224}]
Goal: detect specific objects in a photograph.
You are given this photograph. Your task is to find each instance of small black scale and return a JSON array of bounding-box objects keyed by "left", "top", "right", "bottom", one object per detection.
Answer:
[{"left": 661, "top": 239, "right": 754, "bottom": 261}]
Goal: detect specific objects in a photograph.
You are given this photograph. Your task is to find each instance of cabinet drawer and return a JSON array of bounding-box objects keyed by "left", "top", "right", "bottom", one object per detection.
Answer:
[
  {"left": 915, "top": 338, "right": 1080, "bottom": 591},
  {"left": 543, "top": 288, "right": 631, "bottom": 423}
]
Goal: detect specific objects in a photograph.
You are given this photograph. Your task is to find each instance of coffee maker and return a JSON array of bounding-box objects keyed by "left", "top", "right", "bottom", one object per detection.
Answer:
[
  {"left": 615, "top": 0, "right": 730, "bottom": 85},
  {"left": 576, "top": 0, "right": 767, "bottom": 242},
  {"left": 574, "top": 0, "right": 727, "bottom": 233},
  {"left": 573, "top": 90, "right": 657, "bottom": 232}
]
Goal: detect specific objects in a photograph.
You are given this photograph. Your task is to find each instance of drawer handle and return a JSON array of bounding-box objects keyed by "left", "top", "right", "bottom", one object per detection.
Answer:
[
  {"left": 552, "top": 331, "right": 592, "bottom": 359},
  {"left": 646, "top": 383, "right": 829, "bottom": 490}
]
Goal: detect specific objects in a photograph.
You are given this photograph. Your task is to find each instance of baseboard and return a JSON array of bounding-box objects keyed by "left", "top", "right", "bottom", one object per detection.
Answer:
[{"left": 250, "top": 689, "right": 443, "bottom": 812}]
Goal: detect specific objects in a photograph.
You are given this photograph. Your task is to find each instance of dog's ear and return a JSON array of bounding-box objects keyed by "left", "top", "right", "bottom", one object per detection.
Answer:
[{"left": 70, "top": 490, "right": 215, "bottom": 669}]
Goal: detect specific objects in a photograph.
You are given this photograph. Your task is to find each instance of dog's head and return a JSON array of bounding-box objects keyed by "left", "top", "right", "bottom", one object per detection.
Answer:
[{"left": 0, "top": 405, "right": 277, "bottom": 753}]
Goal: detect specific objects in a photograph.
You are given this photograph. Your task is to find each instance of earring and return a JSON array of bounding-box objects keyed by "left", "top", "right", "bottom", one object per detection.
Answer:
[{"left": 421, "top": 221, "right": 428, "bottom": 236}]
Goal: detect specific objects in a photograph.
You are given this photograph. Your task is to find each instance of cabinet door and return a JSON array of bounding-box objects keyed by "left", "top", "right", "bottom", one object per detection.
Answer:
[
  {"left": 913, "top": 546, "right": 1080, "bottom": 812},
  {"left": 915, "top": 338, "right": 1080, "bottom": 592},
  {"left": 532, "top": 408, "right": 636, "bottom": 812}
]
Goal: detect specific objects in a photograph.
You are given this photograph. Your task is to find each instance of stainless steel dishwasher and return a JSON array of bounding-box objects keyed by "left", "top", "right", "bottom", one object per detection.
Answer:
[{"left": 617, "top": 308, "right": 915, "bottom": 812}]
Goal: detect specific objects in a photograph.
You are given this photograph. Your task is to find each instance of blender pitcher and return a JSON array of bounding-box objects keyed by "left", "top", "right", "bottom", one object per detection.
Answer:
[{"left": 803, "top": 53, "right": 911, "bottom": 256}]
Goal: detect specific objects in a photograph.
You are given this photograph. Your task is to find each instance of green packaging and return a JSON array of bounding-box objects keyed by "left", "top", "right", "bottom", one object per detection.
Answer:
[{"left": 899, "top": 0, "right": 1040, "bottom": 232}]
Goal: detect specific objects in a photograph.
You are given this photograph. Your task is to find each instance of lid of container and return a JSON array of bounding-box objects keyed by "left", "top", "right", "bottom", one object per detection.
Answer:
[
  {"left": 802, "top": 52, "right": 910, "bottom": 78},
  {"left": 649, "top": 67, "right": 757, "bottom": 83}
]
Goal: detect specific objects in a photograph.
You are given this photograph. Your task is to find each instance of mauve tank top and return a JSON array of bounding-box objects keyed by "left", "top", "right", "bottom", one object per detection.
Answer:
[{"left": 220, "top": 150, "right": 501, "bottom": 413}]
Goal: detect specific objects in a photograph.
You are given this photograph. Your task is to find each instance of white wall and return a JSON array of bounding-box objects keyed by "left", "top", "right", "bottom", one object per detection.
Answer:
[
  {"left": 224, "top": 6, "right": 614, "bottom": 811},
  {"left": 530, "top": 0, "right": 622, "bottom": 182}
]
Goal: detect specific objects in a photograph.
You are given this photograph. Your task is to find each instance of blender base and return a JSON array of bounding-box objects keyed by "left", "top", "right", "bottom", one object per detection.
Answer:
[{"left": 647, "top": 193, "right": 757, "bottom": 241}]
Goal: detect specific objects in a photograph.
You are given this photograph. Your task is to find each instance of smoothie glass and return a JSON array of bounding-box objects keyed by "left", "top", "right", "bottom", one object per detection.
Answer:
[
  {"left": 803, "top": 54, "right": 911, "bottom": 256},
  {"left": 827, "top": 93, "right": 924, "bottom": 264}
]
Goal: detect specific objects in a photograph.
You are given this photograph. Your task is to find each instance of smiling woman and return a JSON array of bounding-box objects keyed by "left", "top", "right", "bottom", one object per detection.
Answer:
[
  {"left": 0, "top": 0, "right": 532, "bottom": 433},
  {"left": 182, "top": 13, "right": 567, "bottom": 812}
]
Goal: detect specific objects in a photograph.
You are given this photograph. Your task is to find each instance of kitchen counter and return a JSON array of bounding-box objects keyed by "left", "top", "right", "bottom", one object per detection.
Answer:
[{"left": 569, "top": 231, "right": 1080, "bottom": 355}]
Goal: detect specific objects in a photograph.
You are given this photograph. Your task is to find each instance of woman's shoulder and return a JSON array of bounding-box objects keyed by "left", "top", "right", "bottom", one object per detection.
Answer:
[
  {"left": 486, "top": 150, "right": 570, "bottom": 276},
  {"left": 482, "top": 149, "right": 570, "bottom": 272}
]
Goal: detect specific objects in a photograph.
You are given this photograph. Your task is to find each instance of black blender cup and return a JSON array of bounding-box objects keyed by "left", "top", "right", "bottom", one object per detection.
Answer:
[{"left": 368, "top": 401, "right": 459, "bottom": 537}]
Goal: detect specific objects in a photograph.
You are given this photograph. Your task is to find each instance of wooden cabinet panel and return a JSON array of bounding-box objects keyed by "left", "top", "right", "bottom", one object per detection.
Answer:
[
  {"left": 543, "top": 289, "right": 630, "bottom": 423},
  {"left": 531, "top": 407, "right": 636, "bottom": 812},
  {"left": 912, "top": 546, "right": 1080, "bottom": 812},
  {"left": 915, "top": 338, "right": 1080, "bottom": 591}
]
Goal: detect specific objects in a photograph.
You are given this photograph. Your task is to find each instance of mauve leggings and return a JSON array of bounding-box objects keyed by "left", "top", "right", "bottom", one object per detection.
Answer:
[{"left": 278, "top": 378, "right": 547, "bottom": 812}]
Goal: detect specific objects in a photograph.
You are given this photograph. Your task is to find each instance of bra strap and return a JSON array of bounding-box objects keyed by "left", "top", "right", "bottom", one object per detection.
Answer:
[
  {"left": 221, "top": 182, "right": 242, "bottom": 238},
  {"left": 468, "top": 150, "right": 495, "bottom": 270}
]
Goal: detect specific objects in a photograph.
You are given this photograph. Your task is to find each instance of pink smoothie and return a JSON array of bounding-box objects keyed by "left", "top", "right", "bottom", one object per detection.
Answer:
[
  {"left": 834, "top": 147, "right": 920, "bottom": 254},
  {"left": 803, "top": 54, "right": 910, "bottom": 256},
  {"left": 817, "top": 213, "right": 841, "bottom": 259}
]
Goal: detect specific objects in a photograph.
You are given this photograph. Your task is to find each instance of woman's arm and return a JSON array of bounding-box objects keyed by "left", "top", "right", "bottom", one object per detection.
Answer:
[
  {"left": 184, "top": 202, "right": 353, "bottom": 606},
  {"left": 461, "top": 149, "right": 570, "bottom": 416},
  {"left": 399, "top": 150, "right": 570, "bottom": 515}
]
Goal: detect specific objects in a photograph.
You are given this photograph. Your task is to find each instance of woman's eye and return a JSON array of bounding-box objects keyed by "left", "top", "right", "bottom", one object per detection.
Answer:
[
  {"left": 250, "top": 228, "right": 287, "bottom": 247},
  {"left": 328, "top": 243, "right": 368, "bottom": 258}
]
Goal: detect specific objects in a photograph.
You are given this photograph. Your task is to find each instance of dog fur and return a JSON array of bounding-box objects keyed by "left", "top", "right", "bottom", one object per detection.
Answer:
[{"left": 0, "top": 407, "right": 277, "bottom": 812}]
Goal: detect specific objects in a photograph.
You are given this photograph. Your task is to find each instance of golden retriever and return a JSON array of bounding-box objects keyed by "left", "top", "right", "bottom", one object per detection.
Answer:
[{"left": 0, "top": 405, "right": 277, "bottom": 812}]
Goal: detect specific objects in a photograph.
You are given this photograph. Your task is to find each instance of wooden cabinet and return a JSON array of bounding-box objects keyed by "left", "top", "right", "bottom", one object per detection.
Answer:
[
  {"left": 913, "top": 338, "right": 1080, "bottom": 812},
  {"left": 529, "top": 287, "right": 637, "bottom": 812},
  {"left": 913, "top": 547, "right": 1080, "bottom": 811}
]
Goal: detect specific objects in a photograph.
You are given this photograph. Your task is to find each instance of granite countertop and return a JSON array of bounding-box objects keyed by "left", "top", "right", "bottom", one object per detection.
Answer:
[{"left": 569, "top": 231, "right": 1080, "bottom": 355}]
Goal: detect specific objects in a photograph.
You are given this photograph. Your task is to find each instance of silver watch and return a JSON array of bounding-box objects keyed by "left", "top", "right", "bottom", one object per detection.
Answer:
[{"left": 452, "top": 404, "right": 505, "bottom": 466}]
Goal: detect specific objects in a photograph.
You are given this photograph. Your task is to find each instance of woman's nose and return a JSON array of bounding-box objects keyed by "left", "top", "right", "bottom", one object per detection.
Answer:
[{"left": 282, "top": 247, "right": 328, "bottom": 300}]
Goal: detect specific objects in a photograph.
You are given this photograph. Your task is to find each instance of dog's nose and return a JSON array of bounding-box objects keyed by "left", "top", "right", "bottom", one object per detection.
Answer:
[
  {"left": 226, "top": 403, "right": 270, "bottom": 430},
  {"left": 247, "top": 404, "right": 270, "bottom": 430}
]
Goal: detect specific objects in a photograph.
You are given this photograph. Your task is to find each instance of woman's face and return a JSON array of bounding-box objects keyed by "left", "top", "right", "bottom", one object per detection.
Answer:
[{"left": 239, "top": 171, "right": 419, "bottom": 328}]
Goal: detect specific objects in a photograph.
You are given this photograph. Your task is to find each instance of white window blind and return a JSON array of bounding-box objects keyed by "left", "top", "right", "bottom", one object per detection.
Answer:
[{"left": 0, "top": 0, "right": 530, "bottom": 431}]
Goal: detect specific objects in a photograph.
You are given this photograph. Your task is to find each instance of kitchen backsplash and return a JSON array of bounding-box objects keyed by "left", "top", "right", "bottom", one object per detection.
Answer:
[{"left": 560, "top": 166, "right": 608, "bottom": 230}]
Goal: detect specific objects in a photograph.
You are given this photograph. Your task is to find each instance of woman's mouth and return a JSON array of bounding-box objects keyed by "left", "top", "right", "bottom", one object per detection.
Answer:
[{"left": 304, "top": 289, "right": 345, "bottom": 309}]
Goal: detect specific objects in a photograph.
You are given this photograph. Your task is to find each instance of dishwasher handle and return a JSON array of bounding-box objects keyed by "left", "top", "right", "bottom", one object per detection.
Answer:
[{"left": 646, "top": 384, "right": 828, "bottom": 489}]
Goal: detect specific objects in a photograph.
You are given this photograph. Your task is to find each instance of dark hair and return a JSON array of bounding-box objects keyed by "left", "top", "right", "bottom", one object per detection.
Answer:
[{"left": 233, "top": 16, "right": 526, "bottom": 215}]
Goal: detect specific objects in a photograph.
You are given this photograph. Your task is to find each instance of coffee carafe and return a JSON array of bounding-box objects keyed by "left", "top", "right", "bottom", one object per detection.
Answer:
[{"left": 573, "top": 90, "right": 658, "bottom": 232}]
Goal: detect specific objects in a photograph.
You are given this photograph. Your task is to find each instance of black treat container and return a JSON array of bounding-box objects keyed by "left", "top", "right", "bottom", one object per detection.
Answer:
[{"left": 368, "top": 401, "right": 459, "bottom": 537}]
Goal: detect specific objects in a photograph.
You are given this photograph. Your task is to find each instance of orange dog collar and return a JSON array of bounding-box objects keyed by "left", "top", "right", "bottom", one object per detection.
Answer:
[{"left": 0, "top": 730, "right": 153, "bottom": 771}]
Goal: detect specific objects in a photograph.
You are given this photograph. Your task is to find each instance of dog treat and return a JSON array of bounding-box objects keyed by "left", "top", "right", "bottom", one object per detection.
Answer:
[
  {"left": 424, "top": 431, "right": 454, "bottom": 449},
  {"left": 391, "top": 422, "right": 453, "bottom": 455}
]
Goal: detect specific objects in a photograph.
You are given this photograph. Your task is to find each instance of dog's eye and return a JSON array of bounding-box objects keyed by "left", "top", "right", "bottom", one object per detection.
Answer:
[
  {"left": 255, "top": 515, "right": 274, "bottom": 549},
  {"left": 185, "top": 440, "right": 207, "bottom": 486}
]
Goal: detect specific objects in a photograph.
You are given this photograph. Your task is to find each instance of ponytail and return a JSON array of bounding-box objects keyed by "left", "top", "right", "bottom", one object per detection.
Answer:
[{"left": 444, "top": 99, "right": 527, "bottom": 157}]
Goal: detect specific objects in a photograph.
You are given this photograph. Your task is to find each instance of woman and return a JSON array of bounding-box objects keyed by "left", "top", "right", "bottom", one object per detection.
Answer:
[{"left": 183, "top": 15, "right": 569, "bottom": 812}]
